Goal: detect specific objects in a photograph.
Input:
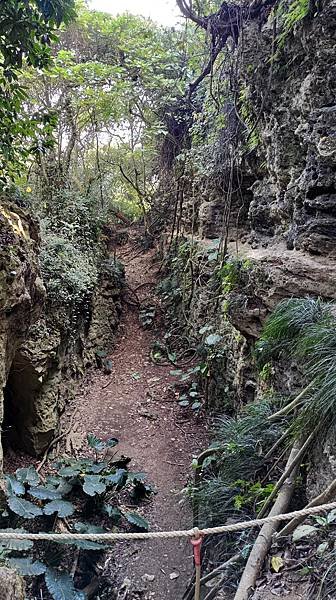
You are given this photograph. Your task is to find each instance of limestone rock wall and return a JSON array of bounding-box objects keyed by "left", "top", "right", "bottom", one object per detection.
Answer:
[
  {"left": 0, "top": 199, "right": 124, "bottom": 458},
  {"left": 181, "top": 0, "right": 336, "bottom": 261},
  {"left": 164, "top": 1, "right": 336, "bottom": 494},
  {"left": 4, "top": 258, "right": 124, "bottom": 456},
  {"left": 243, "top": 0, "right": 336, "bottom": 256},
  {"left": 0, "top": 199, "right": 45, "bottom": 468}
]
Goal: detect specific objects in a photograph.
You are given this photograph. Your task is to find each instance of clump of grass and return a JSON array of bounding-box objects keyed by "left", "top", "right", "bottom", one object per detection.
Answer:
[
  {"left": 194, "top": 401, "right": 283, "bottom": 527},
  {"left": 257, "top": 297, "right": 336, "bottom": 436}
]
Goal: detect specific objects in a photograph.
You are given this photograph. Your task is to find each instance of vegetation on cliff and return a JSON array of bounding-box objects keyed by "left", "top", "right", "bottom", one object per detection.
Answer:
[{"left": 0, "top": 0, "right": 335, "bottom": 598}]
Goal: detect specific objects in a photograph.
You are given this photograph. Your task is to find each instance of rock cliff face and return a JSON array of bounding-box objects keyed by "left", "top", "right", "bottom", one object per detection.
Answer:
[
  {"left": 163, "top": 0, "right": 336, "bottom": 488},
  {"left": 243, "top": 0, "right": 336, "bottom": 257},
  {"left": 177, "top": 0, "right": 336, "bottom": 333},
  {"left": 1, "top": 199, "right": 124, "bottom": 459},
  {"left": 0, "top": 200, "right": 45, "bottom": 468}
]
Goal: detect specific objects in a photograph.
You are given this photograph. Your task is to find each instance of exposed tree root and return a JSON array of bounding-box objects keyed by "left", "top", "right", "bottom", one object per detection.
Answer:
[
  {"left": 176, "top": 0, "right": 278, "bottom": 97},
  {"left": 258, "top": 430, "right": 316, "bottom": 518},
  {"left": 36, "top": 408, "right": 79, "bottom": 476},
  {"left": 268, "top": 381, "right": 314, "bottom": 422},
  {"left": 278, "top": 477, "right": 336, "bottom": 538},
  {"left": 233, "top": 441, "right": 302, "bottom": 600}
]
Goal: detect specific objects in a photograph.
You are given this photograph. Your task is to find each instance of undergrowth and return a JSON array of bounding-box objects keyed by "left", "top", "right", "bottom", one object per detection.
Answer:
[
  {"left": 256, "top": 297, "right": 336, "bottom": 436},
  {"left": 1, "top": 435, "right": 152, "bottom": 600},
  {"left": 191, "top": 401, "right": 284, "bottom": 528}
]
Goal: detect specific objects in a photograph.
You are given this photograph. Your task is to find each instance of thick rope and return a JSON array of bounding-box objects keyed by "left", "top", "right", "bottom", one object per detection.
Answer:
[{"left": 1, "top": 501, "right": 336, "bottom": 543}]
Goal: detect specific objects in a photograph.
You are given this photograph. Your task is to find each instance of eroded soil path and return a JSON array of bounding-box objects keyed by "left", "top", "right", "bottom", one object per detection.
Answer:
[{"left": 73, "top": 234, "right": 208, "bottom": 598}]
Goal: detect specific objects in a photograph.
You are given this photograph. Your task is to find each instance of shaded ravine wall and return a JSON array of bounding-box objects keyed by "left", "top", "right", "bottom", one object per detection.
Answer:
[
  {"left": 161, "top": 0, "right": 336, "bottom": 493},
  {"left": 0, "top": 199, "right": 124, "bottom": 462},
  {"left": 0, "top": 201, "right": 45, "bottom": 469}
]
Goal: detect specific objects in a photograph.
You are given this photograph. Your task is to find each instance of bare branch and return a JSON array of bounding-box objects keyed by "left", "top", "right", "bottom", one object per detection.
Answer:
[{"left": 176, "top": 0, "right": 207, "bottom": 27}]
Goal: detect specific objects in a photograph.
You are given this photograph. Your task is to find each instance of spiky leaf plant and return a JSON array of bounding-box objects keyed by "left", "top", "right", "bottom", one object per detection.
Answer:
[
  {"left": 194, "top": 401, "right": 283, "bottom": 526},
  {"left": 257, "top": 297, "right": 336, "bottom": 435}
]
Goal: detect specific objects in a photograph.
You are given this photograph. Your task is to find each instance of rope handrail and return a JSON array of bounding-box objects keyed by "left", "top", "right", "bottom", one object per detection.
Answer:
[{"left": 1, "top": 501, "right": 336, "bottom": 543}]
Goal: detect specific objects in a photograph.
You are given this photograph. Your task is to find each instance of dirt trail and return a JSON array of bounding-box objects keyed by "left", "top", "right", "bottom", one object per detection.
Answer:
[{"left": 75, "top": 234, "right": 208, "bottom": 599}]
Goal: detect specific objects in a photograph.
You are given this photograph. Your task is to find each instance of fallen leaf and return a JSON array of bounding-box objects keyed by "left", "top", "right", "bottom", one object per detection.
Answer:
[
  {"left": 169, "top": 572, "right": 180, "bottom": 580},
  {"left": 271, "top": 555, "right": 284, "bottom": 573},
  {"left": 316, "top": 542, "right": 329, "bottom": 556}
]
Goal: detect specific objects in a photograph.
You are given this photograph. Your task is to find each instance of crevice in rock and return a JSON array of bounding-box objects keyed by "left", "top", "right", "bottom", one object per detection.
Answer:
[
  {"left": 3, "top": 350, "right": 55, "bottom": 456},
  {"left": 306, "top": 185, "right": 336, "bottom": 200}
]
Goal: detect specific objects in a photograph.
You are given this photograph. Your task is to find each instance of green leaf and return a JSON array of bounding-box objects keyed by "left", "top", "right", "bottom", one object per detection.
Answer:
[
  {"left": 127, "top": 472, "right": 146, "bottom": 483},
  {"left": 105, "top": 469, "right": 127, "bottom": 487},
  {"left": 327, "top": 509, "right": 336, "bottom": 523},
  {"left": 104, "top": 505, "right": 122, "bottom": 523},
  {"left": 45, "top": 568, "right": 85, "bottom": 600},
  {"left": 179, "top": 400, "right": 190, "bottom": 407},
  {"left": 5, "top": 475, "right": 25, "bottom": 496},
  {"left": 83, "top": 475, "right": 107, "bottom": 496},
  {"left": 7, "top": 557, "right": 46, "bottom": 576},
  {"left": 44, "top": 500, "right": 75, "bottom": 518},
  {"left": 87, "top": 434, "right": 118, "bottom": 452},
  {"left": 292, "top": 524, "right": 318, "bottom": 542},
  {"left": 57, "top": 522, "right": 107, "bottom": 550},
  {"left": 69, "top": 522, "right": 108, "bottom": 550},
  {"left": 46, "top": 477, "right": 73, "bottom": 495},
  {"left": 124, "top": 512, "right": 149, "bottom": 531},
  {"left": 58, "top": 466, "right": 81, "bottom": 478},
  {"left": 8, "top": 496, "right": 43, "bottom": 519},
  {"left": 56, "top": 479, "right": 73, "bottom": 495},
  {"left": 192, "top": 402, "right": 202, "bottom": 410},
  {"left": 29, "top": 486, "right": 63, "bottom": 500},
  {"left": 87, "top": 462, "right": 108, "bottom": 474},
  {"left": 0, "top": 529, "right": 33, "bottom": 551},
  {"left": 167, "top": 351, "right": 177, "bottom": 363},
  {"left": 15, "top": 467, "right": 40, "bottom": 487},
  {"left": 74, "top": 522, "right": 106, "bottom": 534}
]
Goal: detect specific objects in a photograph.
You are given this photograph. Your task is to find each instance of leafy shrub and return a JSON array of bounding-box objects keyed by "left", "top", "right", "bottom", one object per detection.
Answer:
[
  {"left": 40, "top": 233, "right": 98, "bottom": 308},
  {"left": 2, "top": 435, "right": 152, "bottom": 599},
  {"left": 41, "top": 191, "right": 103, "bottom": 250},
  {"left": 256, "top": 297, "right": 336, "bottom": 434}
]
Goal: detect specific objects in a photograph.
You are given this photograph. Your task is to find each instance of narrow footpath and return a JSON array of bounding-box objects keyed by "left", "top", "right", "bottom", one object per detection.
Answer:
[{"left": 73, "top": 233, "right": 208, "bottom": 599}]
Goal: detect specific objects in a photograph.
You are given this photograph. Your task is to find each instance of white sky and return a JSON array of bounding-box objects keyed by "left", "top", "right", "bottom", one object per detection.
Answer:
[{"left": 89, "top": 0, "right": 180, "bottom": 26}]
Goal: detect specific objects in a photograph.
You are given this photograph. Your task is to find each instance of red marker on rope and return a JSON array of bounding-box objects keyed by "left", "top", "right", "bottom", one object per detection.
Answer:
[{"left": 191, "top": 530, "right": 203, "bottom": 600}]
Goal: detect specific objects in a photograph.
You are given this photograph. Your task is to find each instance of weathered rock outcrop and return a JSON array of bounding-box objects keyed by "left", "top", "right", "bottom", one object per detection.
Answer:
[
  {"left": 243, "top": 0, "right": 336, "bottom": 257},
  {"left": 163, "top": 1, "right": 336, "bottom": 489},
  {"left": 0, "top": 200, "right": 45, "bottom": 468},
  {"left": 0, "top": 198, "right": 124, "bottom": 458},
  {"left": 5, "top": 257, "right": 124, "bottom": 456}
]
